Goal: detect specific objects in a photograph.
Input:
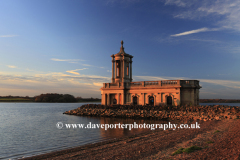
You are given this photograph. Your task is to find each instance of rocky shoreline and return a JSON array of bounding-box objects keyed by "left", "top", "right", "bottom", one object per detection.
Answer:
[{"left": 64, "top": 104, "right": 240, "bottom": 121}]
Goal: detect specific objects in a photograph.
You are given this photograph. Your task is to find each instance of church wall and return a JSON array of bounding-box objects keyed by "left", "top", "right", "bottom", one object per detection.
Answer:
[
  {"left": 101, "top": 86, "right": 199, "bottom": 106},
  {"left": 128, "top": 88, "right": 180, "bottom": 106},
  {"left": 180, "top": 88, "right": 198, "bottom": 105},
  {"left": 101, "top": 93, "right": 105, "bottom": 105}
]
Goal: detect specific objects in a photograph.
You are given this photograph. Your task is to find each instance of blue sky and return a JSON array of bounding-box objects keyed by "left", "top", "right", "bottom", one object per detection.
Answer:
[{"left": 1, "top": 0, "right": 240, "bottom": 99}]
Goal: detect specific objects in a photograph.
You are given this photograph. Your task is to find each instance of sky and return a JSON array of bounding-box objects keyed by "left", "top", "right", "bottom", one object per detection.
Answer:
[{"left": 0, "top": 0, "right": 240, "bottom": 99}]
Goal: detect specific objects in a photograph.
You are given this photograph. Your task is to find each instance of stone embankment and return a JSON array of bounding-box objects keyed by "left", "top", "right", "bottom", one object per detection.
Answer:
[{"left": 64, "top": 104, "right": 240, "bottom": 121}]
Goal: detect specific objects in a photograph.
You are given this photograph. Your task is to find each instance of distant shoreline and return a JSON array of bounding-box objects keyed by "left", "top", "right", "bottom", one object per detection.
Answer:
[
  {"left": 200, "top": 99, "right": 240, "bottom": 103},
  {"left": 0, "top": 98, "right": 101, "bottom": 103}
]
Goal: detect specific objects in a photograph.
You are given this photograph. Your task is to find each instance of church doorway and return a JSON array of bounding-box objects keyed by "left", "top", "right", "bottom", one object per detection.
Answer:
[
  {"left": 149, "top": 96, "right": 154, "bottom": 106},
  {"left": 133, "top": 96, "right": 138, "bottom": 105},
  {"left": 167, "top": 96, "right": 172, "bottom": 105}
]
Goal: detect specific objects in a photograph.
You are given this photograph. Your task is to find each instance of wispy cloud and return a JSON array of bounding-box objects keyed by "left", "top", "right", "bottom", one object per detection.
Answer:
[
  {"left": 7, "top": 65, "right": 17, "bottom": 68},
  {"left": 164, "top": 0, "right": 193, "bottom": 7},
  {"left": 171, "top": 27, "right": 220, "bottom": 37},
  {"left": 0, "top": 72, "right": 108, "bottom": 97},
  {"left": 164, "top": 0, "right": 240, "bottom": 32},
  {"left": 0, "top": 35, "right": 18, "bottom": 38},
  {"left": 188, "top": 38, "right": 222, "bottom": 43},
  {"left": 93, "top": 82, "right": 104, "bottom": 87},
  {"left": 51, "top": 58, "right": 85, "bottom": 62},
  {"left": 66, "top": 68, "right": 88, "bottom": 75},
  {"left": 81, "top": 64, "right": 93, "bottom": 67},
  {"left": 26, "top": 68, "right": 35, "bottom": 72},
  {"left": 199, "top": 79, "right": 240, "bottom": 89},
  {"left": 0, "top": 71, "right": 110, "bottom": 96}
]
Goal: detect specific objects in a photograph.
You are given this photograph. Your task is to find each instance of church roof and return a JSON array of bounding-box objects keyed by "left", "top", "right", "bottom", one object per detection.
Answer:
[{"left": 114, "top": 40, "right": 133, "bottom": 58}]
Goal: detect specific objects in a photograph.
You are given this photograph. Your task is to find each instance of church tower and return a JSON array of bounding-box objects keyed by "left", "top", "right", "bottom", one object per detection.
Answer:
[{"left": 111, "top": 40, "right": 133, "bottom": 83}]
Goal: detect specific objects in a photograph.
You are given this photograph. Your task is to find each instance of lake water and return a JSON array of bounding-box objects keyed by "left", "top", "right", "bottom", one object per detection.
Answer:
[
  {"left": 0, "top": 103, "right": 166, "bottom": 160},
  {"left": 199, "top": 103, "right": 240, "bottom": 106}
]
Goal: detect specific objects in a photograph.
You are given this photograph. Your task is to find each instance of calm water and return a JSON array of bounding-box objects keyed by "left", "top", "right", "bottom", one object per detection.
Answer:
[
  {"left": 0, "top": 103, "right": 164, "bottom": 160},
  {"left": 200, "top": 103, "right": 240, "bottom": 106}
]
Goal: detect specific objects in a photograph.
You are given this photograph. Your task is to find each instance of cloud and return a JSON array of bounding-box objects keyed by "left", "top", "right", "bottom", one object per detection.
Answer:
[
  {"left": 51, "top": 59, "right": 105, "bottom": 68},
  {"left": 51, "top": 58, "right": 85, "bottom": 62},
  {"left": 7, "top": 65, "right": 17, "bottom": 68},
  {"left": 93, "top": 82, "right": 104, "bottom": 87},
  {"left": 66, "top": 68, "right": 88, "bottom": 75},
  {"left": 81, "top": 64, "right": 93, "bottom": 67},
  {"left": 164, "top": 0, "right": 191, "bottom": 7},
  {"left": 0, "top": 35, "right": 18, "bottom": 38},
  {"left": 0, "top": 71, "right": 110, "bottom": 97},
  {"left": 26, "top": 68, "right": 35, "bottom": 71},
  {"left": 170, "top": 27, "right": 220, "bottom": 37},
  {"left": 199, "top": 79, "right": 240, "bottom": 89},
  {"left": 164, "top": 0, "right": 240, "bottom": 32},
  {"left": 33, "top": 72, "right": 110, "bottom": 83}
]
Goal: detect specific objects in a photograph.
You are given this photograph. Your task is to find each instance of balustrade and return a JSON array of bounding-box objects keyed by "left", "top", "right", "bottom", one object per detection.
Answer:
[{"left": 102, "top": 80, "right": 183, "bottom": 88}]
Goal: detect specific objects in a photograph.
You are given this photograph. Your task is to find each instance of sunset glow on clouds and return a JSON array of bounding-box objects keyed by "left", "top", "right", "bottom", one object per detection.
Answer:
[{"left": 0, "top": 0, "right": 240, "bottom": 98}]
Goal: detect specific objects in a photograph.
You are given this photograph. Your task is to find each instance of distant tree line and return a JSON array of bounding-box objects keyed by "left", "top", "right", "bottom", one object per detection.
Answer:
[{"left": 34, "top": 93, "right": 77, "bottom": 102}]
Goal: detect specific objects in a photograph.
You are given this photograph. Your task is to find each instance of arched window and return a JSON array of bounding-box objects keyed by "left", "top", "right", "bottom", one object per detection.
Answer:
[
  {"left": 149, "top": 96, "right": 154, "bottom": 106},
  {"left": 133, "top": 96, "right": 137, "bottom": 105},
  {"left": 116, "top": 61, "right": 120, "bottom": 77},
  {"left": 167, "top": 96, "right": 172, "bottom": 105}
]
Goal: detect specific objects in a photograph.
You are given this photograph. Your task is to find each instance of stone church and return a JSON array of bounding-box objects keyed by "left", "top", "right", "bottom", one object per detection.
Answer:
[{"left": 100, "top": 41, "right": 201, "bottom": 106}]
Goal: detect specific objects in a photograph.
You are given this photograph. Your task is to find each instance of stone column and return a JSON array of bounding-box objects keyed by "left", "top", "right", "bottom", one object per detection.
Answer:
[
  {"left": 154, "top": 95, "right": 156, "bottom": 106},
  {"left": 111, "top": 55, "right": 115, "bottom": 83},
  {"left": 141, "top": 93, "right": 144, "bottom": 105},
  {"left": 122, "top": 92, "right": 125, "bottom": 105},
  {"left": 115, "top": 60, "right": 117, "bottom": 80},
  {"left": 122, "top": 58, "right": 125, "bottom": 82},
  {"left": 107, "top": 94, "right": 110, "bottom": 105},
  {"left": 117, "top": 93, "right": 120, "bottom": 104},
  {"left": 130, "top": 58, "right": 132, "bottom": 82}
]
